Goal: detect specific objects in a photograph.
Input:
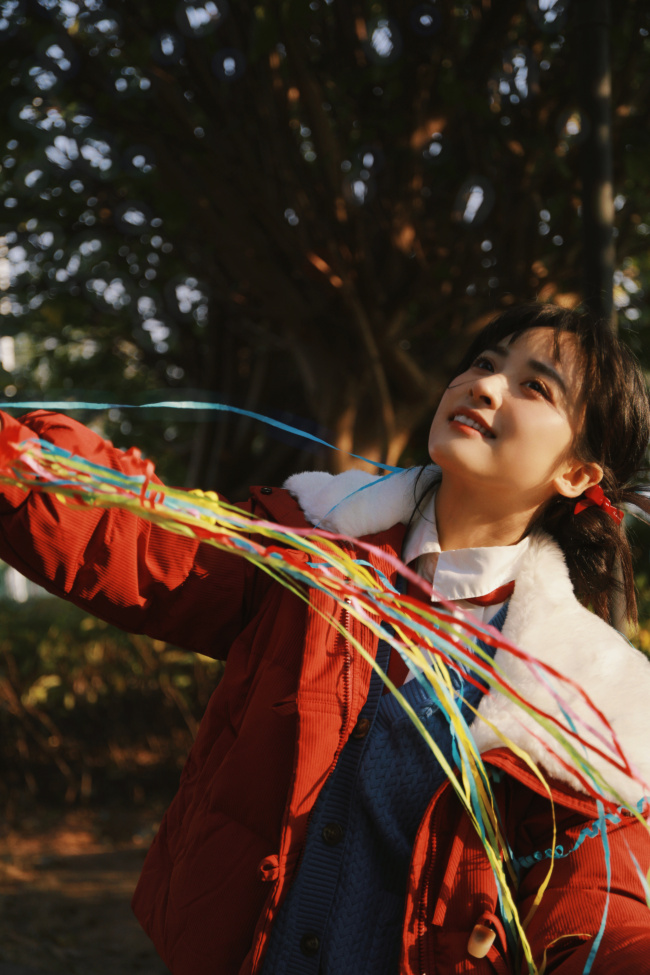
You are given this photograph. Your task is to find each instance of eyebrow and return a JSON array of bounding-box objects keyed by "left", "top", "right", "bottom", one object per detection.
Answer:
[{"left": 487, "top": 343, "right": 567, "bottom": 395}]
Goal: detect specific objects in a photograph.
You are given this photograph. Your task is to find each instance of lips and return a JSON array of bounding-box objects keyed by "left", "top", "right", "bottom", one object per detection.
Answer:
[{"left": 449, "top": 410, "right": 495, "bottom": 438}]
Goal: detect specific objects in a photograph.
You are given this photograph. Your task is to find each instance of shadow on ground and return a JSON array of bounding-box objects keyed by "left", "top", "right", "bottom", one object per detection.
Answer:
[{"left": 0, "top": 808, "right": 171, "bottom": 975}]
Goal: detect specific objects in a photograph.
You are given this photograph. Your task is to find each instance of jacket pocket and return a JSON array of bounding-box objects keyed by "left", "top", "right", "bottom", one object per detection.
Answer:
[{"left": 271, "top": 696, "right": 297, "bottom": 716}]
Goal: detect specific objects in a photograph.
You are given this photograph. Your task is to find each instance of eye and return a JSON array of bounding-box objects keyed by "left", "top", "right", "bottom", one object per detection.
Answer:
[
  {"left": 472, "top": 354, "right": 495, "bottom": 372},
  {"left": 525, "top": 377, "right": 551, "bottom": 399}
]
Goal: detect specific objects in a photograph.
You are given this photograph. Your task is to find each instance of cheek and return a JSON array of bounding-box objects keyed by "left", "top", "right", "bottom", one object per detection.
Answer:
[
  {"left": 428, "top": 399, "right": 449, "bottom": 447},
  {"left": 510, "top": 415, "right": 575, "bottom": 476}
]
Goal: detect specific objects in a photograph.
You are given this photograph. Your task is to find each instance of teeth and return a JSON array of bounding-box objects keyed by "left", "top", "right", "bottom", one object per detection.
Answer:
[{"left": 453, "top": 414, "right": 490, "bottom": 436}]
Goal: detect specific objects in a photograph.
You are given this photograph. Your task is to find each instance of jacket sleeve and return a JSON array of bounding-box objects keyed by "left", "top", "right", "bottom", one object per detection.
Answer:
[
  {"left": 514, "top": 793, "right": 650, "bottom": 973},
  {"left": 0, "top": 410, "right": 255, "bottom": 658}
]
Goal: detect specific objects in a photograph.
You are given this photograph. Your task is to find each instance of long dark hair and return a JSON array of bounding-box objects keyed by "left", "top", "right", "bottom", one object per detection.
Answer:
[{"left": 418, "top": 303, "right": 650, "bottom": 624}]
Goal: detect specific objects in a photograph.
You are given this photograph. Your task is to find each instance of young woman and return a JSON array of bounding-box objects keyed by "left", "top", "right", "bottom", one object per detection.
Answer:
[{"left": 0, "top": 303, "right": 649, "bottom": 974}]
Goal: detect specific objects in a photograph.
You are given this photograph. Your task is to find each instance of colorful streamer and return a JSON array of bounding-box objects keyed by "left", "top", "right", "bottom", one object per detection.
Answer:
[
  {"left": 0, "top": 421, "right": 648, "bottom": 972},
  {"left": 0, "top": 398, "right": 402, "bottom": 472}
]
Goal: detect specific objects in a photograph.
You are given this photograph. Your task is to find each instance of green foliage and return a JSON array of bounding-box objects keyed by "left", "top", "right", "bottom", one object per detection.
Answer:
[
  {"left": 0, "top": 594, "right": 223, "bottom": 808},
  {"left": 630, "top": 517, "right": 650, "bottom": 654},
  {"left": 1, "top": 0, "right": 650, "bottom": 808},
  {"left": 0, "top": 0, "right": 649, "bottom": 483}
]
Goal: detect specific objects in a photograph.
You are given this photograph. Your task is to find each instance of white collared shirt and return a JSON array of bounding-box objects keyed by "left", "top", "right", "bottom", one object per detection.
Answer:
[{"left": 402, "top": 493, "right": 530, "bottom": 625}]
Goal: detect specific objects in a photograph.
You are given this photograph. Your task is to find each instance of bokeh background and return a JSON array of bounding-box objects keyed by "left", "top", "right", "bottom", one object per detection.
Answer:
[{"left": 1, "top": 1, "right": 650, "bottom": 972}]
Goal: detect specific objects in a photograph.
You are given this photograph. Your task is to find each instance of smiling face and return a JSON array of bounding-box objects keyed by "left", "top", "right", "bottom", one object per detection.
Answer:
[{"left": 429, "top": 327, "right": 602, "bottom": 513}]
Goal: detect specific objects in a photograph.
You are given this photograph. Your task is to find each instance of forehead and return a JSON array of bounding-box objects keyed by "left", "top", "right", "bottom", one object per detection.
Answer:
[
  {"left": 493, "top": 327, "right": 586, "bottom": 408},
  {"left": 503, "top": 327, "right": 583, "bottom": 374}
]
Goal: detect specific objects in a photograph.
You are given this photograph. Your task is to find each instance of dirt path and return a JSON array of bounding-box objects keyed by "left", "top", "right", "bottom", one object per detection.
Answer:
[{"left": 0, "top": 808, "right": 171, "bottom": 975}]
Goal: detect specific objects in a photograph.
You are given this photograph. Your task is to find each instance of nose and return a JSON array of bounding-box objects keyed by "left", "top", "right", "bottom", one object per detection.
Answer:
[{"left": 468, "top": 370, "right": 504, "bottom": 408}]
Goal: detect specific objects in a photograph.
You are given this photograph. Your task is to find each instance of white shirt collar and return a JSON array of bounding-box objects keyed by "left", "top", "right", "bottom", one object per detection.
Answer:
[{"left": 402, "top": 493, "right": 530, "bottom": 602}]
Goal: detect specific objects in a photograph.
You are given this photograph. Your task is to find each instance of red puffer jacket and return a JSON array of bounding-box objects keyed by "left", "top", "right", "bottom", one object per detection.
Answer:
[{"left": 0, "top": 411, "right": 649, "bottom": 975}]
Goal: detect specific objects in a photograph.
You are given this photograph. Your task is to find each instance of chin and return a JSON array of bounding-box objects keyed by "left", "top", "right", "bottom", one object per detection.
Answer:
[
  {"left": 429, "top": 442, "right": 491, "bottom": 483},
  {"left": 430, "top": 439, "right": 468, "bottom": 468}
]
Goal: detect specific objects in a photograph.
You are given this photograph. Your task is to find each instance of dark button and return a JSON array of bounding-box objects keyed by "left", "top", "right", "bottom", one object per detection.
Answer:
[
  {"left": 351, "top": 716, "right": 371, "bottom": 739},
  {"left": 300, "top": 933, "right": 320, "bottom": 956},
  {"left": 322, "top": 822, "right": 344, "bottom": 846},
  {"left": 260, "top": 486, "right": 273, "bottom": 495}
]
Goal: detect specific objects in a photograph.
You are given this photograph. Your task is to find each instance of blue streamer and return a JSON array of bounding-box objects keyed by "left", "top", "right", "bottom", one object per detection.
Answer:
[
  {"left": 350, "top": 559, "right": 400, "bottom": 593},
  {"left": 583, "top": 801, "right": 611, "bottom": 974},
  {"left": 514, "top": 797, "right": 648, "bottom": 872},
  {"left": 306, "top": 560, "right": 399, "bottom": 594},
  {"left": 624, "top": 840, "right": 650, "bottom": 908},
  {"left": 514, "top": 799, "right": 620, "bottom": 974},
  {"left": 2, "top": 399, "right": 403, "bottom": 474}
]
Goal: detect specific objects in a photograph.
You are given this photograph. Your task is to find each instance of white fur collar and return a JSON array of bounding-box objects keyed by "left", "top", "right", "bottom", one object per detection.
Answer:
[
  {"left": 284, "top": 466, "right": 427, "bottom": 536},
  {"left": 284, "top": 467, "right": 650, "bottom": 804}
]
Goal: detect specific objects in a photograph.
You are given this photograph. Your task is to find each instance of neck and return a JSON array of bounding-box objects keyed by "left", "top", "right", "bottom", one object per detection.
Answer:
[{"left": 434, "top": 476, "right": 537, "bottom": 551}]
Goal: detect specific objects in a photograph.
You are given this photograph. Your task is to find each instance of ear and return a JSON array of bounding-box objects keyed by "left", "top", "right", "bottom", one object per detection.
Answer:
[{"left": 553, "top": 459, "right": 603, "bottom": 500}]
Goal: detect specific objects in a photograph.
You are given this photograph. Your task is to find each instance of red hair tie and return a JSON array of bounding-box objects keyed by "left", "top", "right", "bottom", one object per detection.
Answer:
[{"left": 573, "top": 485, "right": 624, "bottom": 525}]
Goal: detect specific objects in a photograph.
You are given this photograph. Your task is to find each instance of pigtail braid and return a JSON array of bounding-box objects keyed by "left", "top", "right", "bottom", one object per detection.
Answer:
[{"left": 533, "top": 481, "right": 650, "bottom": 625}]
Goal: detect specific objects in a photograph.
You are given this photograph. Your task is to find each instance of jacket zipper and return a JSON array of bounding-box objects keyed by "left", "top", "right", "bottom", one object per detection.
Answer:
[
  {"left": 335, "top": 603, "right": 353, "bottom": 761},
  {"left": 249, "top": 604, "right": 354, "bottom": 974},
  {"left": 300, "top": 601, "right": 354, "bottom": 860},
  {"left": 314, "top": 602, "right": 353, "bottom": 793},
  {"left": 416, "top": 782, "right": 450, "bottom": 975},
  {"left": 417, "top": 841, "right": 434, "bottom": 973}
]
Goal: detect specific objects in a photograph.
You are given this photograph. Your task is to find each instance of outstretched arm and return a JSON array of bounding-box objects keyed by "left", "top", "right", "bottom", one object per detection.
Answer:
[{"left": 0, "top": 410, "right": 254, "bottom": 657}]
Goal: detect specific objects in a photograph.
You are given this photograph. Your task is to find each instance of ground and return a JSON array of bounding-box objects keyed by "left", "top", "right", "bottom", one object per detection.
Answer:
[{"left": 0, "top": 805, "right": 171, "bottom": 975}]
